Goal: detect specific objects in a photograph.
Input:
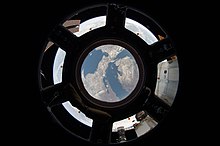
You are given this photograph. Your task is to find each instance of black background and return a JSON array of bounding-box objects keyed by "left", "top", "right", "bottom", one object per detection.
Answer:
[{"left": 4, "top": 0, "right": 214, "bottom": 145}]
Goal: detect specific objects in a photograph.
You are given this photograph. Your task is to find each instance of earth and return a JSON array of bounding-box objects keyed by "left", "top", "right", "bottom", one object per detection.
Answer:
[{"left": 81, "top": 44, "right": 139, "bottom": 102}]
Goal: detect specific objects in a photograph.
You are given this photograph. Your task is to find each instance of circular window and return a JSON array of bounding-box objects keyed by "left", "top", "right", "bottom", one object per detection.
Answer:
[
  {"left": 81, "top": 44, "right": 139, "bottom": 103},
  {"left": 75, "top": 39, "right": 144, "bottom": 109},
  {"left": 38, "top": 2, "right": 180, "bottom": 145}
]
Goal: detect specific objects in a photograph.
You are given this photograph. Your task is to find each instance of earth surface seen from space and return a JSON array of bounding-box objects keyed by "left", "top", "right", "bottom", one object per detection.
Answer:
[{"left": 81, "top": 45, "right": 139, "bottom": 102}]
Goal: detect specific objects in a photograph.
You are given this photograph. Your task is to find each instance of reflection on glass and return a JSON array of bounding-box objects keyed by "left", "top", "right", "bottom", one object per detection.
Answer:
[
  {"left": 155, "top": 56, "right": 179, "bottom": 106},
  {"left": 53, "top": 48, "right": 66, "bottom": 84},
  {"left": 134, "top": 112, "right": 157, "bottom": 137},
  {"left": 74, "top": 16, "right": 106, "bottom": 37},
  {"left": 125, "top": 18, "right": 158, "bottom": 45},
  {"left": 81, "top": 45, "right": 139, "bottom": 102},
  {"left": 62, "top": 101, "right": 93, "bottom": 127}
]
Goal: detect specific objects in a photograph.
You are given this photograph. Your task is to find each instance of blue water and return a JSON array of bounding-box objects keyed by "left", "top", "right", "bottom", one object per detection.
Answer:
[
  {"left": 104, "top": 62, "right": 128, "bottom": 99},
  {"left": 82, "top": 48, "right": 131, "bottom": 100},
  {"left": 82, "top": 49, "right": 108, "bottom": 76},
  {"left": 116, "top": 49, "right": 132, "bottom": 60}
]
